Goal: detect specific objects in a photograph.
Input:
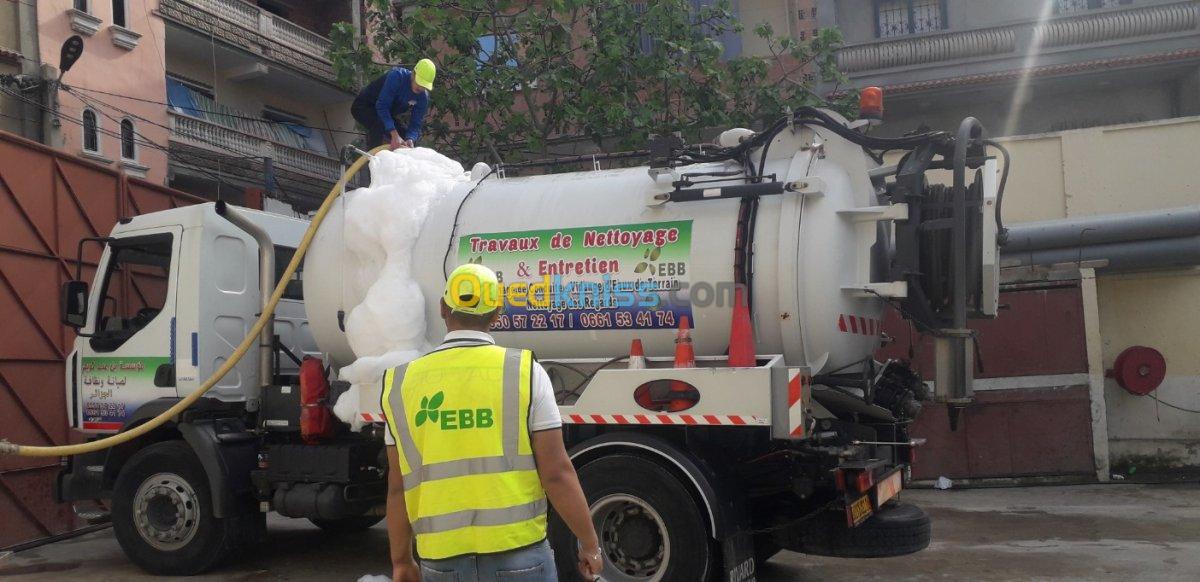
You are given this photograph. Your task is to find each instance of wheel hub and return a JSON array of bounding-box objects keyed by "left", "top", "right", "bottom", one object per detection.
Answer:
[
  {"left": 591, "top": 494, "right": 670, "bottom": 581},
  {"left": 133, "top": 473, "right": 200, "bottom": 551}
]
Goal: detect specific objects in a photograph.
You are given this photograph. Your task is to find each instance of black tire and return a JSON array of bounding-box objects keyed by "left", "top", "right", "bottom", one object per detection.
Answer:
[
  {"left": 548, "top": 454, "right": 713, "bottom": 582},
  {"left": 111, "top": 440, "right": 240, "bottom": 575},
  {"left": 798, "top": 501, "right": 931, "bottom": 558},
  {"left": 310, "top": 514, "right": 384, "bottom": 533}
]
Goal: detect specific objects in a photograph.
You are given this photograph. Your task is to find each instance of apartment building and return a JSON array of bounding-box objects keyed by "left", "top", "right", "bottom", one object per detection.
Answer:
[
  {"left": 815, "top": 0, "right": 1200, "bottom": 136},
  {"left": 37, "top": 0, "right": 360, "bottom": 210}
]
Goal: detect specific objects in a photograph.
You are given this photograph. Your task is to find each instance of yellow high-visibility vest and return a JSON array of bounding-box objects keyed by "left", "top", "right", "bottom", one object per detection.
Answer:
[{"left": 381, "top": 344, "right": 546, "bottom": 559}]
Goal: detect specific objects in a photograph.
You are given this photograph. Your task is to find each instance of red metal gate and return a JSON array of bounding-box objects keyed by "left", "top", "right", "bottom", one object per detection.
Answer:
[
  {"left": 0, "top": 131, "right": 204, "bottom": 549},
  {"left": 878, "top": 284, "right": 1095, "bottom": 480}
]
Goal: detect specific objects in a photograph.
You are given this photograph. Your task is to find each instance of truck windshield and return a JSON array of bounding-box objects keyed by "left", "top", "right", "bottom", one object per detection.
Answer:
[{"left": 91, "top": 233, "right": 174, "bottom": 352}]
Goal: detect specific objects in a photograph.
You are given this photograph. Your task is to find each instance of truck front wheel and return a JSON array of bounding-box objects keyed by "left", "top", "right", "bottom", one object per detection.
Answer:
[
  {"left": 550, "top": 454, "right": 713, "bottom": 581},
  {"left": 111, "top": 440, "right": 238, "bottom": 575}
]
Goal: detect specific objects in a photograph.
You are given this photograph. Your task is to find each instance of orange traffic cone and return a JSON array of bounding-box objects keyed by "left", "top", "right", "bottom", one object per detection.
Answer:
[
  {"left": 628, "top": 339, "right": 647, "bottom": 370},
  {"left": 728, "top": 286, "right": 755, "bottom": 367},
  {"left": 673, "top": 315, "right": 695, "bottom": 368},
  {"left": 670, "top": 316, "right": 696, "bottom": 410}
]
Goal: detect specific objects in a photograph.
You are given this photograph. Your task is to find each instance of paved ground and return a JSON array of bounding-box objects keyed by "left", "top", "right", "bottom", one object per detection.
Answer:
[{"left": 2, "top": 483, "right": 1198, "bottom": 581}]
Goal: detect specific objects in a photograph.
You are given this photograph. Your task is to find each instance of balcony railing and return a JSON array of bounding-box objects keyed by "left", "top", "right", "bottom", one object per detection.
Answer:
[
  {"left": 836, "top": 1, "right": 1200, "bottom": 74},
  {"left": 838, "top": 26, "right": 1017, "bottom": 73},
  {"left": 169, "top": 111, "right": 341, "bottom": 182},
  {"left": 158, "top": 0, "right": 338, "bottom": 85},
  {"left": 1041, "top": 1, "right": 1199, "bottom": 48}
]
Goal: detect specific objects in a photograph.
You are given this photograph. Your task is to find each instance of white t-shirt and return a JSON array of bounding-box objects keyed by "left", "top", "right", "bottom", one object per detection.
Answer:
[{"left": 383, "top": 330, "right": 562, "bottom": 445}]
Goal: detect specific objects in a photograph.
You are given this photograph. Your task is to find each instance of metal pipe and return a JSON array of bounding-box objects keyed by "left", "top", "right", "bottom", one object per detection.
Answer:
[
  {"left": 216, "top": 201, "right": 275, "bottom": 411},
  {"left": 1004, "top": 206, "right": 1200, "bottom": 253},
  {"left": 662, "top": 180, "right": 800, "bottom": 203},
  {"left": 952, "top": 117, "right": 982, "bottom": 330},
  {"left": 1003, "top": 235, "right": 1200, "bottom": 272}
]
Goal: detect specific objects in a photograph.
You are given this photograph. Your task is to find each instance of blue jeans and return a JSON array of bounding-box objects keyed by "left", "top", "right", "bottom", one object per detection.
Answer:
[{"left": 419, "top": 539, "right": 557, "bottom": 582}]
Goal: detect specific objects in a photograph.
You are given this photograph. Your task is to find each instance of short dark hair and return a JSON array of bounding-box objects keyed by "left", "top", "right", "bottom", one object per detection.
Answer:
[{"left": 444, "top": 303, "right": 499, "bottom": 329}]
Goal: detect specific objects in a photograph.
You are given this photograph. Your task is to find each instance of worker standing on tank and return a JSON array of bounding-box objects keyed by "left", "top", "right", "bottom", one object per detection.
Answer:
[
  {"left": 352, "top": 58, "right": 435, "bottom": 151},
  {"left": 381, "top": 263, "right": 602, "bottom": 582}
]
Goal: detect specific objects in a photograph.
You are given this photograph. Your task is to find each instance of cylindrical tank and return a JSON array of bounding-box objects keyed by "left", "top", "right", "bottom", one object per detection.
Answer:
[{"left": 304, "top": 124, "right": 886, "bottom": 375}]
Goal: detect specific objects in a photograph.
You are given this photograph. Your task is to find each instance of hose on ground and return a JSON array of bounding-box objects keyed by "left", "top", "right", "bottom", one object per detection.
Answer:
[{"left": 0, "top": 145, "right": 389, "bottom": 458}]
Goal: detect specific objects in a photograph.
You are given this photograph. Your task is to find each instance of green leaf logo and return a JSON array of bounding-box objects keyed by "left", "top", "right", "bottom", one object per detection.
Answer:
[
  {"left": 635, "top": 245, "right": 664, "bottom": 275},
  {"left": 415, "top": 391, "right": 446, "bottom": 427}
]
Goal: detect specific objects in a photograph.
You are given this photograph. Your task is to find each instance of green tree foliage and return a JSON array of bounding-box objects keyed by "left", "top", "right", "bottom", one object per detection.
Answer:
[{"left": 331, "top": 0, "right": 854, "bottom": 162}]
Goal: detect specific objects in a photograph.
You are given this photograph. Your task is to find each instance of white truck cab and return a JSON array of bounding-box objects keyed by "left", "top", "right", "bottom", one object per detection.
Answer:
[{"left": 66, "top": 203, "right": 316, "bottom": 432}]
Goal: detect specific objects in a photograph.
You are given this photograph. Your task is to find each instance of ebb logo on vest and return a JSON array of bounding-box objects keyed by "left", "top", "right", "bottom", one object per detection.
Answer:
[{"left": 415, "top": 391, "right": 495, "bottom": 431}]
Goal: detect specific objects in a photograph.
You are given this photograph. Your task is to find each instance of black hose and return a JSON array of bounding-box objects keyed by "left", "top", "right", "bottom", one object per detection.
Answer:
[{"left": 442, "top": 168, "right": 496, "bottom": 278}]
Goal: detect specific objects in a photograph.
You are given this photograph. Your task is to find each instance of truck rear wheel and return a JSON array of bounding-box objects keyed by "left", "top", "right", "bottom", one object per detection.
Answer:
[
  {"left": 111, "top": 440, "right": 238, "bottom": 575},
  {"left": 549, "top": 454, "right": 712, "bottom": 582}
]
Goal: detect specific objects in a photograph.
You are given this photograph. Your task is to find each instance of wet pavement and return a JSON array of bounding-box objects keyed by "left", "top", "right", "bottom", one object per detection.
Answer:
[{"left": 3, "top": 483, "right": 1198, "bottom": 581}]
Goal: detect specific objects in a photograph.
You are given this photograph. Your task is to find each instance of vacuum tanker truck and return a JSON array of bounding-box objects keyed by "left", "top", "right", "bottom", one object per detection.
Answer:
[{"left": 50, "top": 106, "right": 1004, "bottom": 580}]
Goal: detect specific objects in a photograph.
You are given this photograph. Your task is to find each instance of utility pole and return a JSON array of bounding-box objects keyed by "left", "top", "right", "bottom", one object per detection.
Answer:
[{"left": 40, "top": 64, "right": 61, "bottom": 147}]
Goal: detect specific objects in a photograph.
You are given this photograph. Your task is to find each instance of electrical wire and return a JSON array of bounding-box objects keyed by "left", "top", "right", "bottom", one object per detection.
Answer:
[
  {"left": 27, "top": 85, "right": 342, "bottom": 196},
  {"left": 64, "top": 83, "right": 366, "bottom": 137},
  {"left": 9, "top": 86, "right": 326, "bottom": 202},
  {"left": 1149, "top": 394, "right": 1200, "bottom": 415},
  {"left": 442, "top": 167, "right": 497, "bottom": 278},
  {"left": 62, "top": 85, "right": 349, "bottom": 193},
  {"left": 553, "top": 355, "right": 629, "bottom": 404},
  {"left": 3, "top": 85, "right": 258, "bottom": 189}
]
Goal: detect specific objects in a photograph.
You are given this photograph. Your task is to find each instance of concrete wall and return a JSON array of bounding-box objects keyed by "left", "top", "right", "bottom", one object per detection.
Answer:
[
  {"left": 952, "top": 116, "right": 1200, "bottom": 472},
  {"left": 39, "top": 0, "right": 170, "bottom": 184},
  {"left": 880, "top": 77, "right": 1181, "bottom": 139}
]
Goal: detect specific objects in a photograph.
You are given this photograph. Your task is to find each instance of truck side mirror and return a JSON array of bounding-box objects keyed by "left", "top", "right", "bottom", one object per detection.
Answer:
[{"left": 61, "top": 280, "right": 89, "bottom": 328}]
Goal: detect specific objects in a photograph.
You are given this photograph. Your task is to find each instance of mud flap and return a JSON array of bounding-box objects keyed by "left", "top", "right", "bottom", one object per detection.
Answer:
[{"left": 722, "top": 530, "right": 757, "bottom": 582}]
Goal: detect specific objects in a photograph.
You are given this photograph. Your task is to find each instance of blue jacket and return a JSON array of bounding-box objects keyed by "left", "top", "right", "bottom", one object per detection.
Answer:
[{"left": 359, "top": 67, "right": 430, "bottom": 142}]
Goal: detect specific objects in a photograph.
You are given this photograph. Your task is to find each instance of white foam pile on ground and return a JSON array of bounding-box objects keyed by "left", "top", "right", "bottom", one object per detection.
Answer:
[{"left": 331, "top": 148, "right": 469, "bottom": 427}]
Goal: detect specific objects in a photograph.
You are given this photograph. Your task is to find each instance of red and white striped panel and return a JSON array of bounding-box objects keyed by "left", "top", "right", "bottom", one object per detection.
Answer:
[
  {"left": 361, "top": 412, "right": 387, "bottom": 424},
  {"left": 786, "top": 368, "right": 809, "bottom": 437},
  {"left": 563, "top": 413, "right": 767, "bottom": 427},
  {"left": 838, "top": 314, "right": 882, "bottom": 336}
]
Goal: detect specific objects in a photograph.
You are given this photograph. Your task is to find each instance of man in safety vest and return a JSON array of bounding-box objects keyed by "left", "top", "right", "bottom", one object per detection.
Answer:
[{"left": 382, "top": 264, "right": 602, "bottom": 581}]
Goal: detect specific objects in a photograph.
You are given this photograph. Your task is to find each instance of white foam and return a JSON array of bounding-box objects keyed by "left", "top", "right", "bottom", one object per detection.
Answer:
[{"left": 331, "top": 148, "right": 469, "bottom": 428}]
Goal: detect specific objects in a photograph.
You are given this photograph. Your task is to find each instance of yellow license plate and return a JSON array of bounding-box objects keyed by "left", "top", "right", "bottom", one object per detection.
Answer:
[
  {"left": 848, "top": 494, "right": 873, "bottom": 527},
  {"left": 875, "top": 470, "right": 903, "bottom": 508}
]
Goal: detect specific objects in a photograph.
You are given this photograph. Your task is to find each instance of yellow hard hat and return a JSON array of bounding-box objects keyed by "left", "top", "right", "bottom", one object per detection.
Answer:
[
  {"left": 413, "top": 58, "right": 436, "bottom": 92},
  {"left": 444, "top": 263, "right": 502, "bottom": 315}
]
